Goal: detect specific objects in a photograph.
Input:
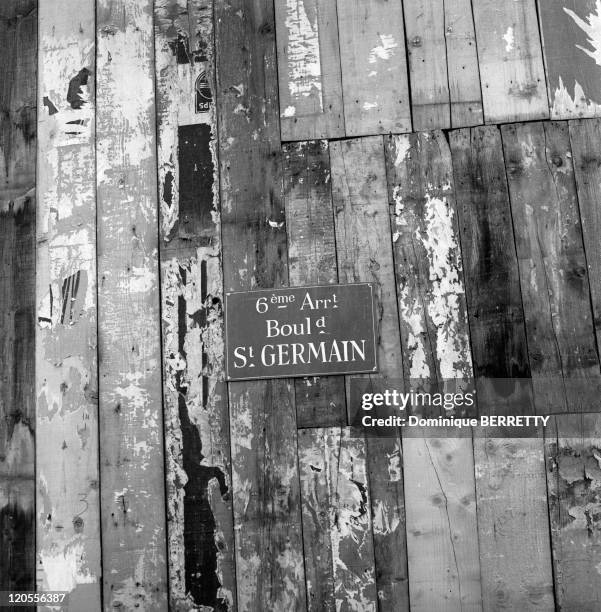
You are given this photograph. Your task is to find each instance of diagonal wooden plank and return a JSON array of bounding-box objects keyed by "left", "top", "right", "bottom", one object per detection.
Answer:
[
  {"left": 537, "top": 0, "right": 601, "bottom": 119},
  {"left": 283, "top": 140, "right": 346, "bottom": 428},
  {"left": 502, "top": 121, "right": 601, "bottom": 414},
  {"left": 275, "top": 0, "right": 345, "bottom": 141},
  {"left": 215, "top": 0, "right": 307, "bottom": 608},
  {"left": 96, "top": 1, "right": 168, "bottom": 608},
  {"left": 298, "top": 426, "right": 376, "bottom": 611},
  {"left": 155, "top": 1, "right": 236, "bottom": 609},
  {"left": 0, "top": 0, "right": 36, "bottom": 598},
  {"left": 35, "top": 1, "right": 102, "bottom": 608},
  {"left": 385, "top": 132, "right": 482, "bottom": 612},
  {"left": 330, "top": 136, "right": 408, "bottom": 611},
  {"left": 472, "top": 0, "right": 549, "bottom": 123},
  {"left": 451, "top": 126, "right": 555, "bottom": 612},
  {"left": 545, "top": 413, "right": 601, "bottom": 610},
  {"left": 336, "top": 0, "right": 411, "bottom": 137}
]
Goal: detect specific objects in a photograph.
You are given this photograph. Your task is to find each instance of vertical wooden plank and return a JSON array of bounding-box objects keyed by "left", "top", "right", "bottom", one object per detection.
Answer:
[
  {"left": 215, "top": 1, "right": 307, "bottom": 609},
  {"left": 298, "top": 427, "right": 376, "bottom": 611},
  {"left": 283, "top": 140, "right": 346, "bottom": 428},
  {"left": 385, "top": 132, "right": 482, "bottom": 611},
  {"left": 330, "top": 136, "right": 408, "bottom": 611},
  {"left": 36, "top": 1, "right": 101, "bottom": 607},
  {"left": 502, "top": 121, "right": 601, "bottom": 414},
  {"left": 275, "top": 0, "right": 345, "bottom": 141},
  {"left": 451, "top": 126, "right": 555, "bottom": 611},
  {"left": 472, "top": 0, "right": 549, "bottom": 123},
  {"left": 538, "top": 0, "right": 601, "bottom": 119},
  {"left": 155, "top": 1, "right": 236, "bottom": 609},
  {"left": 336, "top": 0, "right": 411, "bottom": 137},
  {"left": 96, "top": 1, "right": 168, "bottom": 608},
  {"left": 0, "top": 0, "right": 36, "bottom": 596},
  {"left": 545, "top": 414, "right": 601, "bottom": 610},
  {"left": 570, "top": 118, "right": 601, "bottom": 357},
  {"left": 445, "top": 0, "right": 484, "bottom": 128},
  {"left": 404, "top": 0, "right": 450, "bottom": 130}
]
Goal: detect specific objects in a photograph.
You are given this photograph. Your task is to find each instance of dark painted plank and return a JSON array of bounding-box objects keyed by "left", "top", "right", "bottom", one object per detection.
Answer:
[
  {"left": 545, "top": 413, "right": 601, "bottom": 611},
  {"left": 570, "top": 118, "right": 601, "bottom": 363},
  {"left": 215, "top": 0, "right": 307, "bottom": 608},
  {"left": 502, "top": 121, "right": 601, "bottom": 414},
  {"left": 283, "top": 140, "right": 346, "bottom": 428},
  {"left": 0, "top": 0, "right": 36, "bottom": 599},
  {"left": 538, "top": 0, "right": 601, "bottom": 119},
  {"left": 155, "top": 1, "right": 236, "bottom": 609}
]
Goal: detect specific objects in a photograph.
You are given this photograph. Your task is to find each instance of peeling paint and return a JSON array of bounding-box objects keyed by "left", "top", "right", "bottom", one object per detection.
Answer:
[
  {"left": 368, "top": 34, "right": 398, "bottom": 63},
  {"left": 564, "top": 1, "right": 601, "bottom": 66},
  {"left": 552, "top": 75, "right": 601, "bottom": 117},
  {"left": 503, "top": 26, "right": 514, "bottom": 52}
]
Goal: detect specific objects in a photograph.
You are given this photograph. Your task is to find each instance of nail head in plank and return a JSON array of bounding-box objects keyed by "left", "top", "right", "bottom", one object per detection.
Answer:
[{"left": 96, "top": 1, "right": 168, "bottom": 608}]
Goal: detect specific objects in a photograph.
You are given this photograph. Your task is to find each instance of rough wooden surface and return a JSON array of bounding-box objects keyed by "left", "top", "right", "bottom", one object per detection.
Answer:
[
  {"left": 502, "top": 121, "right": 601, "bottom": 414},
  {"left": 155, "top": 1, "right": 236, "bottom": 609},
  {"left": 0, "top": 0, "right": 36, "bottom": 597},
  {"left": 283, "top": 140, "right": 346, "bottom": 428},
  {"left": 472, "top": 0, "right": 549, "bottom": 123},
  {"left": 215, "top": 0, "right": 306, "bottom": 608},
  {"left": 35, "top": 1, "right": 101, "bottom": 607},
  {"left": 545, "top": 414, "right": 601, "bottom": 611},
  {"left": 336, "top": 0, "right": 411, "bottom": 136},
  {"left": 298, "top": 427, "right": 376, "bottom": 611},
  {"left": 538, "top": 0, "right": 601, "bottom": 119},
  {"left": 275, "top": 0, "right": 344, "bottom": 141},
  {"left": 570, "top": 118, "right": 601, "bottom": 361},
  {"left": 96, "top": 1, "right": 168, "bottom": 608},
  {"left": 330, "top": 136, "right": 409, "bottom": 610}
]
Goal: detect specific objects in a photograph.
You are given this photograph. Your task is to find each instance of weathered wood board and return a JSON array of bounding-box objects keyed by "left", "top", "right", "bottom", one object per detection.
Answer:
[
  {"left": 385, "top": 132, "right": 482, "bottom": 611},
  {"left": 275, "top": 0, "right": 344, "bottom": 141},
  {"left": 35, "top": 1, "right": 101, "bottom": 607},
  {"left": 283, "top": 140, "right": 346, "bottom": 428},
  {"left": 336, "top": 0, "right": 411, "bottom": 136},
  {"left": 570, "top": 118, "right": 601, "bottom": 361},
  {"left": 298, "top": 427, "right": 376, "bottom": 610},
  {"left": 0, "top": 0, "right": 36, "bottom": 597},
  {"left": 96, "top": 1, "right": 168, "bottom": 608},
  {"left": 330, "top": 136, "right": 408, "bottom": 610},
  {"left": 472, "top": 0, "right": 549, "bottom": 123},
  {"left": 545, "top": 414, "right": 601, "bottom": 611},
  {"left": 502, "top": 121, "right": 601, "bottom": 414},
  {"left": 215, "top": 0, "right": 306, "bottom": 608},
  {"left": 538, "top": 0, "right": 601, "bottom": 119},
  {"left": 451, "top": 126, "right": 555, "bottom": 611},
  {"left": 155, "top": 0, "right": 236, "bottom": 609}
]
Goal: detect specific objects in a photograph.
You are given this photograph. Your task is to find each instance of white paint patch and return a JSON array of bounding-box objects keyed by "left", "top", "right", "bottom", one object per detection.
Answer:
[
  {"left": 503, "top": 26, "right": 515, "bottom": 52},
  {"left": 362, "top": 101, "right": 378, "bottom": 110},
  {"left": 552, "top": 75, "right": 601, "bottom": 117},
  {"left": 564, "top": 1, "right": 601, "bottom": 66},
  {"left": 368, "top": 34, "right": 398, "bottom": 63},
  {"left": 282, "top": 105, "right": 296, "bottom": 117},
  {"left": 285, "top": 0, "right": 323, "bottom": 108},
  {"left": 392, "top": 135, "right": 411, "bottom": 169},
  {"left": 40, "top": 542, "right": 96, "bottom": 591}
]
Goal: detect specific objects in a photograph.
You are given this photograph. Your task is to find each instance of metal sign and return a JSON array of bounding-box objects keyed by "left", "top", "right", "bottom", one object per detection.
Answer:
[{"left": 225, "top": 283, "right": 378, "bottom": 381}]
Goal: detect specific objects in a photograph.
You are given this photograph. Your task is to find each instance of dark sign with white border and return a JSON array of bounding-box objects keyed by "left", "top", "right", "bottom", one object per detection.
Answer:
[{"left": 225, "top": 283, "right": 378, "bottom": 381}]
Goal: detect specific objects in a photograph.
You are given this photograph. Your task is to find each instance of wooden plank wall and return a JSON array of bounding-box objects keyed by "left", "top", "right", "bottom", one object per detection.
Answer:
[{"left": 3, "top": 0, "right": 601, "bottom": 611}]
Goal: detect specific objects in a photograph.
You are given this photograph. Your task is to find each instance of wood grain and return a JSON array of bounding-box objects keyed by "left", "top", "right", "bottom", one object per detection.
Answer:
[
  {"left": 330, "top": 136, "right": 408, "bottom": 610},
  {"left": 215, "top": 0, "right": 306, "bottom": 608},
  {"left": 155, "top": 1, "right": 236, "bottom": 609},
  {"left": 502, "top": 121, "right": 601, "bottom": 414},
  {"left": 570, "top": 118, "right": 601, "bottom": 362},
  {"left": 472, "top": 0, "right": 549, "bottom": 123},
  {"left": 275, "top": 0, "right": 344, "bottom": 141},
  {"left": 283, "top": 140, "right": 346, "bottom": 428},
  {"left": 538, "top": 0, "right": 601, "bottom": 119},
  {"left": 386, "top": 132, "right": 482, "bottom": 611},
  {"left": 545, "top": 414, "right": 601, "bottom": 611},
  {"left": 336, "top": 0, "right": 411, "bottom": 136},
  {"left": 298, "top": 427, "right": 376, "bottom": 611},
  {"left": 36, "top": 1, "right": 101, "bottom": 607},
  {"left": 0, "top": 0, "right": 36, "bottom": 597},
  {"left": 96, "top": 1, "right": 168, "bottom": 608}
]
